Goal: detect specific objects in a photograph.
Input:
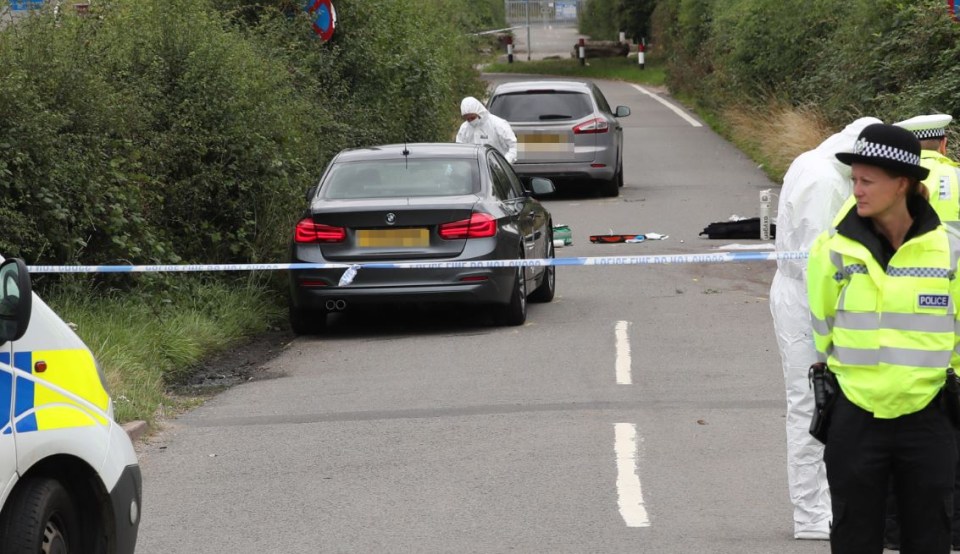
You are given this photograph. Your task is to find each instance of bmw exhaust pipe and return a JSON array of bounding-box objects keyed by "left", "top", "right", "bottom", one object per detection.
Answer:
[{"left": 325, "top": 300, "right": 347, "bottom": 311}]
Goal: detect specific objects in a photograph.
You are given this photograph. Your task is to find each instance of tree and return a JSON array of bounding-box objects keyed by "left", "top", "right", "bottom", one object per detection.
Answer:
[{"left": 620, "top": 0, "right": 657, "bottom": 43}]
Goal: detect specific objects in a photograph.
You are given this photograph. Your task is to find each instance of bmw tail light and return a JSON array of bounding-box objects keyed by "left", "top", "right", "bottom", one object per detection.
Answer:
[
  {"left": 439, "top": 213, "right": 497, "bottom": 240},
  {"left": 573, "top": 118, "right": 609, "bottom": 134},
  {"left": 294, "top": 218, "right": 346, "bottom": 243}
]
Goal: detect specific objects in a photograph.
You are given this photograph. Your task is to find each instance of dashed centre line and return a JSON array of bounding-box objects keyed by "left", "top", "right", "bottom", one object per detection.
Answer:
[
  {"left": 615, "top": 422, "right": 650, "bottom": 527},
  {"left": 615, "top": 320, "right": 632, "bottom": 385}
]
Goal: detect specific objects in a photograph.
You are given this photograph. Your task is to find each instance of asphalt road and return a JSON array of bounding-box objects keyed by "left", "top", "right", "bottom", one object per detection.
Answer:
[{"left": 135, "top": 77, "right": 830, "bottom": 553}]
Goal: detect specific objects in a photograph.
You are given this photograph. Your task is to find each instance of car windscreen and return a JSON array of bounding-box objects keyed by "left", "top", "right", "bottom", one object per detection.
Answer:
[
  {"left": 320, "top": 159, "right": 480, "bottom": 199},
  {"left": 488, "top": 91, "right": 593, "bottom": 122}
]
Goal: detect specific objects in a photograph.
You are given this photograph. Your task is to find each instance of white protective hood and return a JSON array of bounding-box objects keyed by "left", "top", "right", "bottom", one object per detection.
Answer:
[
  {"left": 455, "top": 96, "right": 518, "bottom": 163},
  {"left": 775, "top": 116, "right": 882, "bottom": 280}
]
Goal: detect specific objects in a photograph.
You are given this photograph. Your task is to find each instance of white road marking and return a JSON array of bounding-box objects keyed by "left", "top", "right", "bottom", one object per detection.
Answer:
[
  {"left": 615, "top": 320, "right": 632, "bottom": 385},
  {"left": 615, "top": 422, "right": 650, "bottom": 527},
  {"left": 630, "top": 84, "right": 703, "bottom": 127}
]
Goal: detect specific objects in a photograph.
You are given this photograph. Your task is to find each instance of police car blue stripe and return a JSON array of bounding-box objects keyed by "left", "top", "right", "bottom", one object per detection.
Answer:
[{"left": 12, "top": 351, "right": 37, "bottom": 433}]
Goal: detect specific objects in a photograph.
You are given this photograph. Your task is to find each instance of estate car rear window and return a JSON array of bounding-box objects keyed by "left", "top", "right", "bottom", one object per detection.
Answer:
[
  {"left": 320, "top": 159, "right": 480, "bottom": 199},
  {"left": 488, "top": 91, "right": 593, "bottom": 122}
]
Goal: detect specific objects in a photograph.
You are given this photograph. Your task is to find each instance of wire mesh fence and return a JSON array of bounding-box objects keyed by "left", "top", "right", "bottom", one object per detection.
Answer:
[{"left": 504, "top": 0, "right": 584, "bottom": 26}]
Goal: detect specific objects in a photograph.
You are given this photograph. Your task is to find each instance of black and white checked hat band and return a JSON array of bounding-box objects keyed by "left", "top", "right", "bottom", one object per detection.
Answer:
[
  {"left": 912, "top": 128, "right": 947, "bottom": 140},
  {"left": 853, "top": 138, "right": 921, "bottom": 166}
]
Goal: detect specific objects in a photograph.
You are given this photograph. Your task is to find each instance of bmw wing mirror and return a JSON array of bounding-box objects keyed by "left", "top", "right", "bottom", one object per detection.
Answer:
[
  {"left": 0, "top": 258, "right": 32, "bottom": 344},
  {"left": 615, "top": 106, "right": 631, "bottom": 118},
  {"left": 529, "top": 177, "right": 556, "bottom": 196}
]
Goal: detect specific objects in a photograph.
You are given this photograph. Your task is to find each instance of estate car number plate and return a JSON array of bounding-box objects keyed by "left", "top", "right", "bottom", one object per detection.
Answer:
[{"left": 357, "top": 228, "right": 429, "bottom": 248}]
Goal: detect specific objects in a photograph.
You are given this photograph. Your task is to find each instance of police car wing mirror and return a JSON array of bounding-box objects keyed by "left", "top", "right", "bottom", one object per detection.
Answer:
[
  {"left": 0, "top": 258, "right": 32, "bottom": 343},
  {"left": 615, "top": 106, "right": 631, "bottom": 118},
  {"left": 528, "top": 177, "right": 556, "bottom": 196}
]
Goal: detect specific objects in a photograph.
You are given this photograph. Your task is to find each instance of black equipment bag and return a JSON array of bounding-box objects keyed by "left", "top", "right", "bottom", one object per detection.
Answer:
[{"left": 699, "top": 217, "right": 776, "bottom": 239}]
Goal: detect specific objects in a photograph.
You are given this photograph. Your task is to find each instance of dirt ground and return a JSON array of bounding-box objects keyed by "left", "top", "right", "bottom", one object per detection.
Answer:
[{"left": 169, "top": 329, "right": 295, "bottom": 397}]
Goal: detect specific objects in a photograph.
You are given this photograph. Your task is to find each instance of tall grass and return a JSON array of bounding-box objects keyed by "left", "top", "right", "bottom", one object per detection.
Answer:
[
  {"left": 45, "top": 278, "right": 285, "bottom": 424},
  {"left": 722, "top": 102, "right": 834, "bottom": 182}
]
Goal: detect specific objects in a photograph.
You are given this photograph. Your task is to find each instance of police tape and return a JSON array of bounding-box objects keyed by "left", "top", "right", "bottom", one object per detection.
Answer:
[{"left": 28, "top": 250, "right": 808, "bottom": 279}]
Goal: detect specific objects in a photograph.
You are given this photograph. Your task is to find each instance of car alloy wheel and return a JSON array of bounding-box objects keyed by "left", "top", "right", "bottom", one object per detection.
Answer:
[
  {"left": 494, "top": 251, "right": 527, "bottom": 326},
  {"left": 529, "top": 232, "right": 555, "bottom": 303}
]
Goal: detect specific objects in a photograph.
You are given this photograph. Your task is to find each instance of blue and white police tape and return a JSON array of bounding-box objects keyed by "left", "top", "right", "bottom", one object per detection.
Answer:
[{"left": 28, "top": 250, "right": 809, "bottom": 286}]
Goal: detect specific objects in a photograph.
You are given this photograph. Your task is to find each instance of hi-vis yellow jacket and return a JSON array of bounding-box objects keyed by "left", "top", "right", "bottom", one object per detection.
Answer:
[
  {"left": 921, "top": 150, "right": 960, "bottom": 227},
  {"left": 808, "top": 199, "right": 960, "bottom": 418}
]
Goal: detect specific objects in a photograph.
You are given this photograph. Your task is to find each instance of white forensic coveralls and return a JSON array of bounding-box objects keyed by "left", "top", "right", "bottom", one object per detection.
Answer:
[
  {"left": 769, "top": 116, "right": 882, "bottom": 539},
  {"left": 456, "top": 97, "right": 518, "bottom": 164}
]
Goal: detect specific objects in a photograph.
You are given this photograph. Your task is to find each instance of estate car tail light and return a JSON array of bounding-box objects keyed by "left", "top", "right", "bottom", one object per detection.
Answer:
[
  {"left": 439, "top": 213, "right": 498, "bottom": 240},
  {"left": 294, "top": 218, "right": 346, "bottom": 243},
  {"left": 573, "top": 118, "right": 609, "bottom": 134}
]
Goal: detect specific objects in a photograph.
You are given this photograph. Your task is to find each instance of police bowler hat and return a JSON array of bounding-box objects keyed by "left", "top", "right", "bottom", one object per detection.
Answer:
[{"left": 836, "top": 123, "right": 930, "bottom": 181}]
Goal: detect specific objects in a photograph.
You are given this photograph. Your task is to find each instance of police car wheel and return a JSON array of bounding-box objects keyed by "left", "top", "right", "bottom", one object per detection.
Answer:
[{"left": 0, "top": 477, "right": 81, "bottom": 554}]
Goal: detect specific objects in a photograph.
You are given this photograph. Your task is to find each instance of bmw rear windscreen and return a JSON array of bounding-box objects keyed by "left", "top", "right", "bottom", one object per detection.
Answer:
[
  {"left": 321, "top": 160, "right": 480, "bottom": 199},
  {"left": 488, "top": 91, "right": 593, "bottom": 122}
]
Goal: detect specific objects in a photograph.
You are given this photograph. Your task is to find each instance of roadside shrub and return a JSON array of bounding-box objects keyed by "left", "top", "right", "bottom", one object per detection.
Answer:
[
  {"left": 707, "top": 0, "right": 847, "bottom": 103},
  {"left": 580, "top": 0, "right": 619, "bottom": 40},
  {"left": 0, "top": 0, "right": 485, "bottom": 273},
  {"left": 653, "top": 0, "right": 960, "bottom": 162}
]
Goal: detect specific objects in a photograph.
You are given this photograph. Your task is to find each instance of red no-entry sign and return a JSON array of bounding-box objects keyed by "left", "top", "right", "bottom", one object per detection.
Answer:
[{"left": 305, "top": 0, "right": 337, "bottom": 41}]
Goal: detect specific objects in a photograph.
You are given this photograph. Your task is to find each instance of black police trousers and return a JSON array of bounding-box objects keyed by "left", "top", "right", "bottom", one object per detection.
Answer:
[
  {"left": 825, "top": 390, "right": 957, "bottom": 554},
  {"left": 884, "top": 426, "right": 960, "bottom": 549}
]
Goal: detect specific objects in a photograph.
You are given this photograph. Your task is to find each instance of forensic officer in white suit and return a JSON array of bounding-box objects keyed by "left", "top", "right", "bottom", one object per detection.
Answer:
[
  {"left": 455, "top": 96, "right": 518, "bottom": 164},
  {"left": 769, "top": 116, "right": 882, "bottom": 540}
]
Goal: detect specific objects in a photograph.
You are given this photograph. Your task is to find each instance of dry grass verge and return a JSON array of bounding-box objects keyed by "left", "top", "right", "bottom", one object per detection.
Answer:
[{"left": 722, "top": 102, "right": 834, "bottom": 183}]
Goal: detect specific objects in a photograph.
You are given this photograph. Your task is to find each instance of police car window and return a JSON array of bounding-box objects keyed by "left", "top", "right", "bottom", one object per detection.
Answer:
[{"left": 487, "top": 154, "right": 514, "bottom": 200}]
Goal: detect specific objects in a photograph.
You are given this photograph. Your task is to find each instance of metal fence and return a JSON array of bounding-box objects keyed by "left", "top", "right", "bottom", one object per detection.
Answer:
[{"left": 504, "top": 0, "right": 585, "bottom": 26}]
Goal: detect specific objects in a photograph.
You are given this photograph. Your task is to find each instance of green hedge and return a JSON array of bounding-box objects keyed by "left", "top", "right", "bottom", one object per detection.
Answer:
[
  {"left": 653, "top": 0, "right": 960, "bottom": 131},
  {"left": 580, "top": 0, "right": 656, "bottom": 42},
  {"left": 0, "top": 0, "right": 485, "bottom": 270}
]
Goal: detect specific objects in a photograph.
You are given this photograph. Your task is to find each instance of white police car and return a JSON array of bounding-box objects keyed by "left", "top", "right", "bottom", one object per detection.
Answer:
[{"left": 0, "top": 257, "right": 141, "bottom": 553}]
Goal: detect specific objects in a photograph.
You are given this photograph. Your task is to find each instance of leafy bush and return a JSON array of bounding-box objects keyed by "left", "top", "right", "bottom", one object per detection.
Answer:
[
  {"left": 579, "top": 0, "right": 656, "bottom": 43},
  {"left": 654, "top": 0, "right": 960, "bottom": 144},
  {"left": 0, "top": 0, "right": 485, "bottom": 273},
  {"left": 579, "top": 0, "right": 619, "bottom": 40}
]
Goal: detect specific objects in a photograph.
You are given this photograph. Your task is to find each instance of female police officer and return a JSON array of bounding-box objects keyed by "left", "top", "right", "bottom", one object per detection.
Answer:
[{"left": 807, "top": 123, "right": 960, "bottom": 553}]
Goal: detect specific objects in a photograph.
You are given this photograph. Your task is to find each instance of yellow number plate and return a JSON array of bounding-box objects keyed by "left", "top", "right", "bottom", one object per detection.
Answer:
[{"left": 356, "top": 228, "right": 429, "bottom": 247}]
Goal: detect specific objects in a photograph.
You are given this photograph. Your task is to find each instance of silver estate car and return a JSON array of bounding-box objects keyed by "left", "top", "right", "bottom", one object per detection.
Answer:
[{"left": 487, "top": 80, "right": 630, "bottom": 197}]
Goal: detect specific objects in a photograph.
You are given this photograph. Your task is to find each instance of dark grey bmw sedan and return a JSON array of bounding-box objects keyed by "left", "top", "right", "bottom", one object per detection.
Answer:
[{"left": 288, "top": 143, "right": 556, "bottom": 334}]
